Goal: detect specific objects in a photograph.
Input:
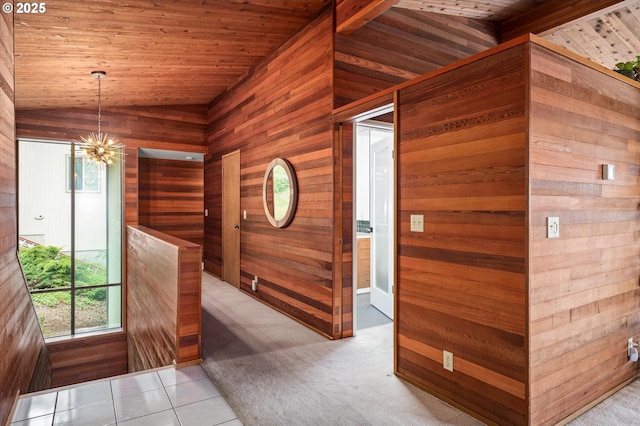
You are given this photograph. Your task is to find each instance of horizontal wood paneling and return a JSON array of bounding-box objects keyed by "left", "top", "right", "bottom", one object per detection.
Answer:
[
  {"left": 396, "top": 43, "right": 528, "bottom": 425},
  {"left": 0, "top": 13, "right": 51, "bottom": 425},
  {"left": 46, "top": 332, "right": 127, "bottom": 388},
  {"left": 127, "top": 226, "right": 202, "bottom": 371},
  {"left": 334, "top": 7, "right": 499, "bottom": 107},
  {"left": 206, "top": 9, "right": 345, "bottom": 338},
  {"left": 139, "top": 157, "right": 204, "bottom": 246},
  {"left": 528, "top": 42, "right": 640, "bottom": 425},
  {"left": 16, "top": 104, "right": 207, "bottom": 230}
]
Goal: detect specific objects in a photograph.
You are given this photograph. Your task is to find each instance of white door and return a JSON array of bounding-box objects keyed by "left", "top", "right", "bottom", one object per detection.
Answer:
[{"left": 370, "top": 135, "right": 394, "bottom": 319}]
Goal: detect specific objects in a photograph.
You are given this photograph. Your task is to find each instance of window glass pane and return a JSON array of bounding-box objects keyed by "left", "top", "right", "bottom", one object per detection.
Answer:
[
  {"left": 83, "top": 159, "right": 100, "bottom": 192},
  {"left": 75, "top": 158, "right": 108, "bottom": 287},
  {"left": 75, "top": 157, "right": 84, "bottom": 191},
  {"left": 19, "top": 139, "right": 122, "bottom": 339},
  {"left": 75, "top": 287, "right": 115, "bottom": 334},
  {"left": 31, "top": 291, "right": 72, "bottom": 338}
]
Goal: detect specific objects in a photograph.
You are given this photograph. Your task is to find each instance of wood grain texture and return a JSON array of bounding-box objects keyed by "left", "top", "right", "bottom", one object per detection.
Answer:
[
  {"left": 335, "top": 0, "right": 399, "bottom": 35},
  {"left": 528, "top": 42, "right": 640, "bottom": 425},
  {"left": 205, "top": 9, "right": 350, "bottom": 338},
  {"left": 334, "top": 7, "right": 499, "bottom": 107},
  {"left": 127, "top": 226, "right": 201, "bottom": 371},
  {"left": 47, "top": 332, "right": 127, "bottom": 388},
  {"left": 0, "top": 12, "right": 51, "bottom": 425},
  {"left": 501, "top": 0, "right": 631, "bottom": 40},
  {"left": 356, "top": 237, "right": 370, "bottom": 289},
  {"left": 16, "top": 105, "right": 207, "bottom": 230},
  {"left": 139, "top": 157, "right": 204, "bottom": 246},
  {"left": 13, "top": 0, "right": 331, "bottom": 109},
  {"left": 396, "top": 42, "right": 528, "bottom": 426}
]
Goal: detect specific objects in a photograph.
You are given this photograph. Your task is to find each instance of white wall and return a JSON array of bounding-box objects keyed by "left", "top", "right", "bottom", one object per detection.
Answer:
[{"left": 18, "top": 140, "right": 107, "bottom": 261}]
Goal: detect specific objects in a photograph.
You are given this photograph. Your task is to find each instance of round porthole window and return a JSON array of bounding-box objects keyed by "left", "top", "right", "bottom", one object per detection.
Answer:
[{"left": 263, "top": 158, "right": 298, "bottom": 228}]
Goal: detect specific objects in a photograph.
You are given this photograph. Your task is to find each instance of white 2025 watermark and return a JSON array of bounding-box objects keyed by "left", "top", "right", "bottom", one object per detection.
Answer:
[{"left": 3, "top": 3, "right": 47, "bottom": 13}]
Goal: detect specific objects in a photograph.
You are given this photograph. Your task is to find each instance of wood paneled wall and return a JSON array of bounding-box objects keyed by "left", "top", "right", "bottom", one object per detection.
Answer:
[
  {"left": 47, "top": 332, "right": 127, "bottom": 388},
  {"left": 396, "top": 42, "right": 528, "bottom": 425},
  {"left": 16, "top": 104, "right": 208, "bottom": 227},
  {"left": 334, "top": 7, "right": 498, "bottom": 107},
  {"left": 127, "top": 226, "right": 202, "bottom": 371},
  {"left": 0, "top": 11, "right": 51, "bottom": 425},
  {"left": 139, "top": 158, "right": 204, "bottom": 245},
  {"left": 528, "top": 42, "right": 640, "bottom": 425},
  {"left": 205, "top": 8, "right": 348, "bottom": 338}
]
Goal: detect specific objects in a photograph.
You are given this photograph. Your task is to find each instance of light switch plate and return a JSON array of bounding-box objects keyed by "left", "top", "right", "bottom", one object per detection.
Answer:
[
  {"left": 547, "top": 217, "right": 559, "bottom": 238},
  {"left": 410, "top": 214, "right": 424, "bottom": 232}
]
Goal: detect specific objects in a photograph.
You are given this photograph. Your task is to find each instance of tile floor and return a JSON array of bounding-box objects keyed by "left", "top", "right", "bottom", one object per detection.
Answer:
[{"left": 11, "top": 365, "right": 243, "bottom": 426}]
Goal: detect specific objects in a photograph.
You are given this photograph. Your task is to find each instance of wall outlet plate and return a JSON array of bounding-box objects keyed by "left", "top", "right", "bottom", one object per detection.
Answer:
[
  {"left": 547, "top": 217, "right": 559, "bottom": 238},
  {"left": 443, "top": 350, "right": 453, "bottom": 372},
  {"left": 410, "top": 214, "right": 424, "bottom": 232}
]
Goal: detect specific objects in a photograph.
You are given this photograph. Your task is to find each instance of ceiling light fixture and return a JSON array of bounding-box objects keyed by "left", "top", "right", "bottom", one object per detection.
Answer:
[{"left": 79, "top": 71, "right": 123, "bottom": 166}]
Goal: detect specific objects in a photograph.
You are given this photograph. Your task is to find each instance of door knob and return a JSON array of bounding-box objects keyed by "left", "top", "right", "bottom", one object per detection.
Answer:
[{"left": 234, "top": 225, "right": 240, "bottom": 229}]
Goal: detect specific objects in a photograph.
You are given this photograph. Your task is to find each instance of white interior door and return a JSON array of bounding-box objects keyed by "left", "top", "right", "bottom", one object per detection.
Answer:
[{"left": 370, "top": 136, "right": 394, "bottom": 319}]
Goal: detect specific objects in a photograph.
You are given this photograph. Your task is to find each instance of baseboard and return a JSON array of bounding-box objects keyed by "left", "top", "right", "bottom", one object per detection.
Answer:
[{"left": 556, "top": 372, "right": 640, "bottom": 425}]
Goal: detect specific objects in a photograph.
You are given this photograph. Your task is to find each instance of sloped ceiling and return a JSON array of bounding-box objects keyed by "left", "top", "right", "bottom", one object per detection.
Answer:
[{"left": 12, "top": 0, "right": 640, "bottom": 110}]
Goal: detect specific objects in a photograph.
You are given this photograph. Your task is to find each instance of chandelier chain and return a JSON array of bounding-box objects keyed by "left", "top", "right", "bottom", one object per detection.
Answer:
[{"left": 97, "top": 75, "right": 102, "bottom": 136}]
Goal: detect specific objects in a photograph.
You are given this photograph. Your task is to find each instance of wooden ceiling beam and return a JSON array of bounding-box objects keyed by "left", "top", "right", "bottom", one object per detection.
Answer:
[
  {"left": 500, "top": 0, "right": 634, "bottom": 41},
  {"left": 335, "top": 0, "right": 399, "bottom": 35}
]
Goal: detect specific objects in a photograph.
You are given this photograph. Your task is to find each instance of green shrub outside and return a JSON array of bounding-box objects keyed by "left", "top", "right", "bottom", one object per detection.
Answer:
[{"left": 19, "top": 245, "right": 108, "bottom": 303}]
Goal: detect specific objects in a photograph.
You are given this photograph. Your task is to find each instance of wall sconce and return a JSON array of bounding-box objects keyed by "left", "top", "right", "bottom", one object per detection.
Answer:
[{"left": 602, "top": 164, "right": 615, "bottom": 180}]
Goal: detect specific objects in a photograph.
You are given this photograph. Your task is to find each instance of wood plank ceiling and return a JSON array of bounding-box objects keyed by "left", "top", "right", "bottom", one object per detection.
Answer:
[{"left": 12, "top": 0, "right": 640, "bottom": 110}]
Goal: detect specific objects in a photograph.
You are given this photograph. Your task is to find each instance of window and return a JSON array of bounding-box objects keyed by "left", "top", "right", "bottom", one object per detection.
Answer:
[
  {"left": 67, "top": 155, "right": 100, "bottom": 192},
  {"left": 18, "top": 139, "right": 122, "bottom": 338}
]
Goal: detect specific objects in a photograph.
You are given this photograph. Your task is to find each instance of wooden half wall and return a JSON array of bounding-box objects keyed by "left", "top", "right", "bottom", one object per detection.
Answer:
[
  {"left": 127, "top": 225, "right": 202, "bottom": 371},
  {"left": 0, "top": 11, "right": 51, "bottom": 425}
]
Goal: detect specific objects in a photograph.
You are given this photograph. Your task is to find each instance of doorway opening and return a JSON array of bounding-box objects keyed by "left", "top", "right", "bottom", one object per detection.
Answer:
[{"left": 353, "top": 109, "right": 395, "bottom": 331}]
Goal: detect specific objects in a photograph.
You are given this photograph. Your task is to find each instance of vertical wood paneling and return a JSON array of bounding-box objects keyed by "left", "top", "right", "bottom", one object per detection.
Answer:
[
  {"left": 204, "top": 156, "right": 223, "bottom": 277},
  {"left": 205, "top": 9, "right": 346, "bottom": 338},
  {"left": 334, "top": 7, "right": 499, "bottom": 107},
  {"left": 396, "top": 44, "right": 528, "bottom": 425},
  {"left": 139, "top": 158, "right": 204, "bottom": 245},
  {"left": 336, "top": 122, "right": 354, "bottom": 337},
  {"left": 0, "top": 12, "right": 51, "bottom": 425},
  {"left": 127, "top": 226, "right": 202, "bottom": 371},
  {"left": 47, "top": 332, "right": 127, "bottom": 388},
  {"left": 528, "top": 43, "right": 640, "bottom": 425}
]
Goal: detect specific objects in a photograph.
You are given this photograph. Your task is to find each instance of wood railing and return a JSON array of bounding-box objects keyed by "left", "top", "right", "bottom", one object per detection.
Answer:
[{"left": 126, "top": 225, "right": 202, "bottom": 371}]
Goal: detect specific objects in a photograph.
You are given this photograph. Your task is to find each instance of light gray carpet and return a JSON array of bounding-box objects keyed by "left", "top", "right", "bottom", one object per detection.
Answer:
[
  {"left": 568, "top": 379, "right": 640, "bottom": 425},
  {"left": 200, "top": 273, "right": 639, "bottom": 425}
]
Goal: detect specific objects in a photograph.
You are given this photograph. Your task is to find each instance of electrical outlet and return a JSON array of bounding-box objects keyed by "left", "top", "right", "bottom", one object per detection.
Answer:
[
  {"left": 443, "top": 350, "right": 453, "bottom": 372},
  {"left": 410, "top": 214, "right": 424, "bottom": 232}
]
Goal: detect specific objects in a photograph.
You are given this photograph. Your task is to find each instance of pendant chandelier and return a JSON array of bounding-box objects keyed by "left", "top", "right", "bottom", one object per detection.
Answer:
[{"left": 79, "top": 71, "right": 123, "bottom": 166}]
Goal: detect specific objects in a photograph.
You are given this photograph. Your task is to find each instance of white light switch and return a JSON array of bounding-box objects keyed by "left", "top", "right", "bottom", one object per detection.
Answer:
[
  {"left": 547, "top": 217, "right": 559, "bottom": 238},
  {"left": 410, "top": 214, "right": 424, "bottom": 232},
  {"left": 243, "top": 210, "right": 247, "bottom": 219}
]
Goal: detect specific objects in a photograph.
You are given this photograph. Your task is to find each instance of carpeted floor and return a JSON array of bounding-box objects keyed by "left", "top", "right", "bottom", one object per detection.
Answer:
[{"left": 199, "top": 272, "right": 639, "bottom": 425}]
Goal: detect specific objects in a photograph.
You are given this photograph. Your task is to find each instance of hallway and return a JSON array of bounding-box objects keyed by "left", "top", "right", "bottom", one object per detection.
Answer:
[{"left": 12, "top": 272, "right": 640, "bottom": 425}]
